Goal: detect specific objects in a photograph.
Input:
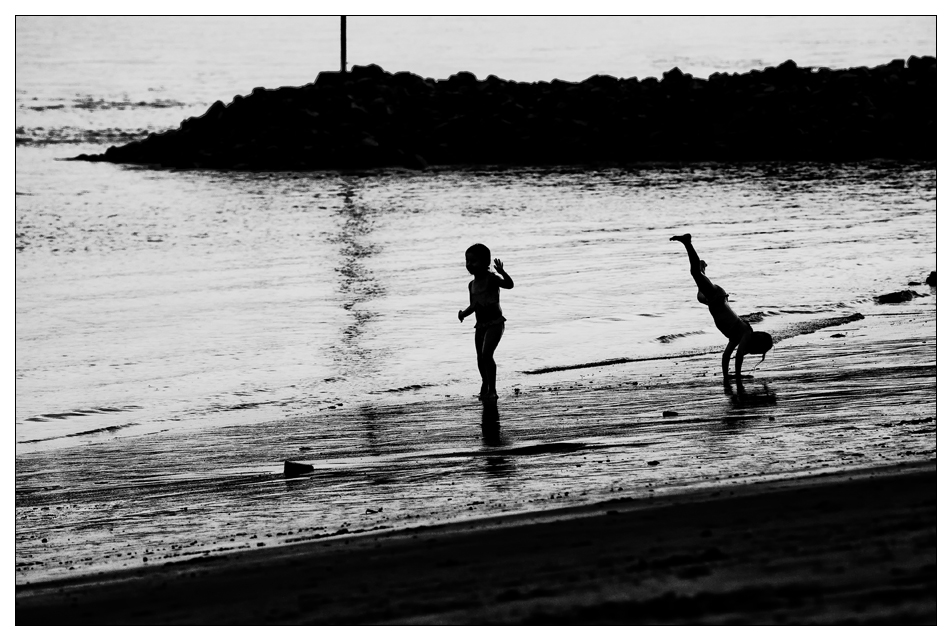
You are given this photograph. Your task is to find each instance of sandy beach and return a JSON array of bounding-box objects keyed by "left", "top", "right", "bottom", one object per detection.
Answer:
[
  {"left": 15, "top": 305, "right": 936, "bottom": 625},
  {"left": 15, "top": 461, "right": 935, "bottom": 624}
]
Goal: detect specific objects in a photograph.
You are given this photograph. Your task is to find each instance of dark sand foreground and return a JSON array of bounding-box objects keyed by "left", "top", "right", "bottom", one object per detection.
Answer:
[{"left": 16, "top": 461, "right": 935, "bottom": 625}]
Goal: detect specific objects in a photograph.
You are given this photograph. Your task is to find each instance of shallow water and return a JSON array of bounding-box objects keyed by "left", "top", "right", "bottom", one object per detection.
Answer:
[
  {"left": 16, "top": 152, "right": 937, "bottom": 451},
  {"left": 16, "top": 17, "right": 937, "bottom": 583}
]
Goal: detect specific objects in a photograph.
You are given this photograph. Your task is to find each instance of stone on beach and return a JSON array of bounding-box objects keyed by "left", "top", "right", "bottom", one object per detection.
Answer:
[
  {"left": 874, "top": 290, "right": 919, "bottom": 304},
  {"left": 925, "top": 271, "right": 936, "bottom": 287},
  {"left": 284, "top": 461, "right": 314, "bottom": 478},
  {"left": 72, "top": 56, "right": 936, "bottom": 171}
]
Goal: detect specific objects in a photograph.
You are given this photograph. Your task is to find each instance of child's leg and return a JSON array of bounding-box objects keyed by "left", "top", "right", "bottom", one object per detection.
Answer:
[
  {"left": 671, "top": 234, "right": 702, "bottom": 273},
  {"left": 671, "top": 234, "right": 715, "bottom": 293},
  {"left": 474, "top": 327, "right": 488, "bottom": 395},
  {"left": 478, "top": 323, "right": 505, "bottom": 399}
]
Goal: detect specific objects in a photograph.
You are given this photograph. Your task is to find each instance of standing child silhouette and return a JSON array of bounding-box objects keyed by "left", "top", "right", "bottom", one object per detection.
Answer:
[{"left": 458, "top": 244, "right": 514, "bottom": 401}]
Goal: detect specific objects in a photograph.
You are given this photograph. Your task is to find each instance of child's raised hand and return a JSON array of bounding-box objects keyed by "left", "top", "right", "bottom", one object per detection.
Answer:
[
  {"left": 492, "top": 258, "right": 515, "bottom": 289},
  {"left": 458, "top": 310, "right": 465, "bottom": 322}
]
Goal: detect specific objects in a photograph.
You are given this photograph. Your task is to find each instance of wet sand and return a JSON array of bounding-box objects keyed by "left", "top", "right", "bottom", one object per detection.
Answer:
[
  {"left": 15, "top": 461, "right": 935, "bottom": 624},
  {"left": 15, "top": 304, "right": 936, "bottom": 624}
]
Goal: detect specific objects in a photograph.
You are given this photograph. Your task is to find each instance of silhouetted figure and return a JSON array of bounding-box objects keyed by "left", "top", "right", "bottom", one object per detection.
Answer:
[
  {"left": 458, "top": 244, "right": 514, "bottom": 401},
  {"left": 671, "top": 234, "right": 773, "bottom": 378}
]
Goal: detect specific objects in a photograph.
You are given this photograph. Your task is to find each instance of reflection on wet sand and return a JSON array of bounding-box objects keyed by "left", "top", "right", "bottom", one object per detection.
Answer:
[
  {"left": 480, "top": 402, "right": 501, "bottom": 446},
  {"left": 360, "top": 405, "right": 382, "bottom": 456},
  {"left": 484, "top": 456, "right": 516, "bottom": 480},
  {"left": 724, "top": 378, "right": 777, "bottom": 409},
  {"left": 480, "top": 402, "right": 516, "bottom": 480}
]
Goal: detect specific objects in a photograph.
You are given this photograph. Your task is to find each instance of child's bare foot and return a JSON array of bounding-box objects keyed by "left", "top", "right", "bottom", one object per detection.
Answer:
[{"left": 670, "top": 233, "right": 692, "bottom": 243}]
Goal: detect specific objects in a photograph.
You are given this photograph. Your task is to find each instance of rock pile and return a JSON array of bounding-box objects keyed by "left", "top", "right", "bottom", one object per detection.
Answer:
[{"left": 74, "top": 56, "right": 936, "bottom": 171}]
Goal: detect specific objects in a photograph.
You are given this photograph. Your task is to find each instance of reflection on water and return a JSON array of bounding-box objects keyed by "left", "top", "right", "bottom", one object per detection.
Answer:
[{"left": 331, "top": 181, "right": 387, "bottom": 378}]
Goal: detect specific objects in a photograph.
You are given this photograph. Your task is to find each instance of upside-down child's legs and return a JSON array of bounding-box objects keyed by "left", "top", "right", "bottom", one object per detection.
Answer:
[
  {"left": 672, "top": 234, "right": 713, "bottom": 292},
  {"left": 474, "top": 323, "right": 505, "bottom": 399}
]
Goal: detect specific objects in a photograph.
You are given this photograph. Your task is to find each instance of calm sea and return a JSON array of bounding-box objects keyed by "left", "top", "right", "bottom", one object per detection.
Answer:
[{"left": 15, "top": 16, "right": 936, "bottom": 581}]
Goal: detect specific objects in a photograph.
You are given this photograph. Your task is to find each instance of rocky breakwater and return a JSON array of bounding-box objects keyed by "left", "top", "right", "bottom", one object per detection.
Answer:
[{"left": 74, "top": 56, "right": 936, "bottom": 171}]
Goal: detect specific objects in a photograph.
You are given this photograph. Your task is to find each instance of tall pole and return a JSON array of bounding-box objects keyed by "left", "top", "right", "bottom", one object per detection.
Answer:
[{"left": 340, "top": 16, "right": 347, "bottom": 73}]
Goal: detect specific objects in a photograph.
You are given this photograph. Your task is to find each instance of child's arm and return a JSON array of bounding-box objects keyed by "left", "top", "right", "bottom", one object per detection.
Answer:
[
  {"left": 722, "top": 338, "right": 739, "bottom": 378},
  {"left": 458, "top": 305, "right": 474, "bottom": 322},
  {"left": 493, "top": 258, "right": 514, "bottom": 289}
]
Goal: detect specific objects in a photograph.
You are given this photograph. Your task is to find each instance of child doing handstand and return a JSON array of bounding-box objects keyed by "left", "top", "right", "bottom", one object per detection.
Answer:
[
  {"left": 670, "top": 233, "right": 773, "bottom": 378},
  {"left": 458, "top": 244, "right": 514, "bottom": 401}
]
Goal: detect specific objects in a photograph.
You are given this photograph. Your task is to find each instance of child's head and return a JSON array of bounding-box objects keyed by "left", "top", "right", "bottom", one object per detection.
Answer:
[
  {"left": 748, "top": 331, "right": 773, "bottom": 355},
  {"left": 747, "top": 331, "right": 774, "bottom": 367},
  {"left": 465, "top": 243, "right": 491, "bottom": 274}
]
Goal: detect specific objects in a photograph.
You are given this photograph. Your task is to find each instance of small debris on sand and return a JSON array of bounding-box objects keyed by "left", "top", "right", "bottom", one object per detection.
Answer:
[{"left": 283, "top": 461, "right": 314, "bottom": 478}]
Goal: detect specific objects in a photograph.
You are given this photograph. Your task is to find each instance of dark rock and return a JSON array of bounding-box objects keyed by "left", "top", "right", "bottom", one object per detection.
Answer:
[
  {"left": 284, "top": 460, "right": 314, "bottom": 478},
  {"left": 446, "top": 71, "right": 478, "bottom": 87},
  {"left": 203, "top": 100, "right": 226, "bottom": 119},
  {"left": 874, "top": 290, "right": 918, "bottom": 304},
  {"left": 926, "top": 271, "right": 937, "bottom": 287},
  {"left": 315, "top": 70, "right": 346, "bottom": 88},
  {"left": 582, "top": 73, "right": 619, "bottom": 89},
  {"left": 392, "top": 71, "right": 428, "bottom": 92},
  {"left": 662, "top": 411, "right": 679, "bottom": 417},
  {"left": 908, "top": 55, "right": 936, "bottom": 71},
  {"left": 349, "top": 63, "right": 387, "bottom": 81},
  {"left": 71, "top": 57, "right": 938, "bottom": 170},
  {"left": 777, "top": 59, "right": 800, "bottom": 75},
  {"left": 647, "top": 460, "right": 661, "bottom": 466},
  {"left": 662, "top": 67, "right": 686, "bottom": 83},
  {"left": 830, "top": 333, "right": 846, "bottom": 338}
]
